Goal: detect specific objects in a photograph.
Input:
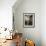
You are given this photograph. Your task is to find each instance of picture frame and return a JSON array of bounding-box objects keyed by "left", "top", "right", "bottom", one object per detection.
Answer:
[{"left": 23, "top": 13, "right": 35, "bottom": 28}]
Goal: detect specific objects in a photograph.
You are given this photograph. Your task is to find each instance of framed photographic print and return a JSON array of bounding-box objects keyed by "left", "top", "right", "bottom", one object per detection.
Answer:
[{"left": 23, "top": 13, "right": 35, "bottom": 28}]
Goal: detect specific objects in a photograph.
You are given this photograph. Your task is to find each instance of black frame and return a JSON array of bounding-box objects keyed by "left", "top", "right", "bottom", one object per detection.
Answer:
[{"left": 23, "top": 13, "right": 35, "bottom": 28}]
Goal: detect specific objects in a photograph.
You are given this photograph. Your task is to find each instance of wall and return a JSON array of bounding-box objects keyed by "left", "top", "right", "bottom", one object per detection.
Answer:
[
  {"left": 41, "top": 0, "right": 46, "bottom": 46},
  {"left": 13, "top": 0, "right": 41, "bottom": 46},
  {"left": 0, "top": 0, "right": 16, "bottom": 30},
  {"left": 0, "top": 0, "right": 17, "bottom": 38}
]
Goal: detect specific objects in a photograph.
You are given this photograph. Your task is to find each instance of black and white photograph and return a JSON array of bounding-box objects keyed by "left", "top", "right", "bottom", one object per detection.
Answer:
[{"left": 23, "top": 13, "right": 35, "bottom": 28}]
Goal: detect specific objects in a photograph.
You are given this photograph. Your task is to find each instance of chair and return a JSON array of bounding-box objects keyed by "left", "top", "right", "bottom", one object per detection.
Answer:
[
  {"left": 25, "top": 40, "right": 35, "bottom": 46},
  {"left": 15, "top": 33, "right": 23, "bottom": 46}
]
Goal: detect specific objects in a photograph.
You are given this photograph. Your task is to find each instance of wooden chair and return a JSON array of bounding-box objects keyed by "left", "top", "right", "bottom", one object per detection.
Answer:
[
  {"left": 15, "top": 33, "right": 23, "bottom": 46},
  {"left": 25, "top": 40, "right": 35, "bottom": 46}
]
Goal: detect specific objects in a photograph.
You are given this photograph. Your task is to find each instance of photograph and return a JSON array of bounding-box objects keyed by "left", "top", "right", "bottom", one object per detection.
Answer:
[{"left": 23, "top": 13, "right": 35, "bottom": 28}]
